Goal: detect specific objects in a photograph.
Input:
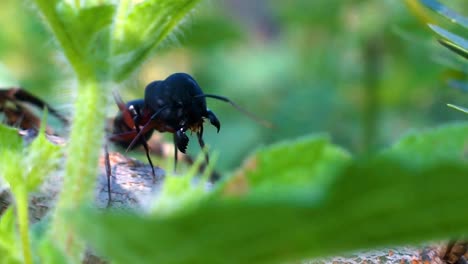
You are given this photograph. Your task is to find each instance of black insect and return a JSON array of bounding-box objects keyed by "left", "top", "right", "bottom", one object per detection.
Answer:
[{"left": 110, "top": 72, "right": 270, "bottom": 181}]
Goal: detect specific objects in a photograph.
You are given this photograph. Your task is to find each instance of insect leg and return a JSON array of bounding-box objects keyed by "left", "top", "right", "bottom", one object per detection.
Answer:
[
  {"left": 173, "top": 134, "right": 178, "bottom": 172},
  {"left": 195, "top": 126, "right": 221, "bottom": 182},
  {"left": 142, "top": 141, "right": 156, "bottom": 183},
  {"left": 206, "top": 110, "right": 220, "bottom": 132},
  {"left": 104, "top": 143, "right": 112, "bottom": 207},
  {"left": 126, "top": 106, "right": 167, "bottom": 151},
  {"left": 130, "top": 106, "right": 156, "bottom": 182},
  {"left": 196, "top": 126, "right": 209, "bottom": 164},
  {"left": 9, "top": 88, "right": 69, "bottom": 125}
]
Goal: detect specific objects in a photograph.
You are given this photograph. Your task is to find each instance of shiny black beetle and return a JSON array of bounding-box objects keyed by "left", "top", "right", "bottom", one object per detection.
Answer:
[{"left": 110, "top": 72, "right": 269, "bottom": 180}]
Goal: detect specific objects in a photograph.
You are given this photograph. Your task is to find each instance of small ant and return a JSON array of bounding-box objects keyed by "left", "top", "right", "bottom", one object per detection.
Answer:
[{"left": 109, "top": 73, "right": 270, "bottom": 183}]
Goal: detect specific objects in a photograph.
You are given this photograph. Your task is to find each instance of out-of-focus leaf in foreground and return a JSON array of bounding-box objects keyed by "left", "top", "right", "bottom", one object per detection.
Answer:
[
  {"left": 448, "top": 103, "right": 468, "bottom": 114},
  {"left": 381, "top": 123, "right": 468, "bottom": 165},
  {"left": 429, "top": 24, "right": 468, "bottom": 59},
  {"left": 0, "top": 208, "right": 21, "bottom": 264},
  {"left": 407, "top": 1, "right": 468, "bottom": 60},
  {"left": 71, "top": 124, "right": 468, "bottom": 263},
  {"left": 111, "top": 0, "right": 202, "bottom": 80},
  {"left": 421, "top": 0, "right": 468, "bottom": 27},
  {"left": 221, "top": 135, "right": 350, "bottom": 200}
]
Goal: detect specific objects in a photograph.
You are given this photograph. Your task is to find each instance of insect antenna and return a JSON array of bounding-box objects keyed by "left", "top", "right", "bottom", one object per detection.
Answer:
[{"left": 194, "top": 94, "right": 273, "bottom": 128}]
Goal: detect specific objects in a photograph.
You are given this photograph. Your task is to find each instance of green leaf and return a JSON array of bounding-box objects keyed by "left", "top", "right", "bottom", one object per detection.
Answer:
[
  {"left": 0, "top": 125, "right": 23, "bottom": 188},
  {"left": 111, "top": 0, "right": 202, "bottom": 80},
  {"left": 381, "top": 123, "right": 468, "bottom": 166},
  {"left": 448, "top": 104, "right": 468, "bottom": 114},
  {"left": 225, "top": 135, "right": 350, "bottom": 198},
  {"left": 0, "top": 112, "right": 61, "bottom": 193},
  {"left": 71, "top": 125, "right": 468, "bottom": 263},
  {"left": 56, "top": 3, "right": 115, "bottom": 77},
  {"left": 36, "top": 238, "right": 69, "bottom": 264},
  {"left": 29, "top": 214, "right": 69, "bottom": 264},
  {"left": 0, "top": 113, "right": 62, "bottom": 264},
  {"left": 420, "top": 0, "right": 468, "bottom": 28},
  {"left": 32, "top": 0, "right": 89, "bottom": 80},
  {"left": 150, "top": 154, "right": 212, "bottom": 216},
  {"left": 0, "top": 208, "right": 21, "bottom": 263},
  {"left": 25, "top": 118, "right": 61, "bottom": 192},
  {"left": 438, "top": 38, "right": 468, "bottom": 60},
  {"left": 0, "top": 125, "right": 22, "bottom": 153},
  {"left": 429, "top": 24, "right": 468, "bottom": 59},
  {"left": 32, "top": 1, "right": 115, "bottom": 80},
  {"left": 72, "top": 160, "right": 468, "bottom": 264}
]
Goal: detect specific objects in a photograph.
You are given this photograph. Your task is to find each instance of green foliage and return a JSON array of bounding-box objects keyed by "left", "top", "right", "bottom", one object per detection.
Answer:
[
  {"left": 0, "top": 3, "right": 202, "bottom": 262},
  {"left": 429, "top": 24, "right": 468, "bottom": 59},
  {"left": 240, "top": 135, "right": 350, "bottom": 195},
  {"left": 187, "top": 0, "right": 466, "bottom": 168},
  {"left": 448, "top": 103, "right": 468, "bottom": 114},
  {"left": 0, "top": 111, "right": 62, "bottom": 264},
  {"left": 0, "top": 209, "right": 21, "bottom": 264},
  {"left": 70, "top": 124, "right": 468, "bottom": 263},
  {"left": 1, "top": 1, "right": 468, "bottom": 263},
  {"left": 27, "top": 0, "right": 202, "bottom": 261},
  {"left": 56, "top": 4, "right": 115, "bottom": 77},
  {"left": 382, "top": 123, "right": 468, "bottom": 165},
  {"left": 111, "top": 0, "right": 201, "bottom": 80},
  {"left": 421, "top": 0, "right": 468, "bottom": 28},
  {"left": 411, "top": 0, "right": 468, "bottom": 116}
]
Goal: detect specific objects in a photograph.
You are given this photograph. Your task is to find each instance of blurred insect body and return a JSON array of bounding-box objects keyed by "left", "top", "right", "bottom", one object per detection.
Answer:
[{"left": 0, "top": 87, "right": 68, "bottom": 130}]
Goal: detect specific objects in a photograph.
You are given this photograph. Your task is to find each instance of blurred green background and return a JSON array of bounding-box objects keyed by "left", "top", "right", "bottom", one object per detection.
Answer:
[{"left": 0, "top": 0, "right": 467, "bottom": 171}]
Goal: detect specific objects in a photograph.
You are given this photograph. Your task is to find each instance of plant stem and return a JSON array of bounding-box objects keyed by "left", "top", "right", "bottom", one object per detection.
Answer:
[
  {"left": 16, "top": 186, "right": 32, "bottom": 264},
  {"left": 362, "top": 36, "right": 383, "bottom": 154},
  {"left": 50, "top": 80, "right": 106, "bottom": 262},
  {"left": 112, "top": 0, "right": 131, "bottom": 41}
]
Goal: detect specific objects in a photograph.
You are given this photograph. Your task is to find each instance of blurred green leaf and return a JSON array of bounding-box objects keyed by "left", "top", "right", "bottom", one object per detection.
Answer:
[
  {"left": 381, "top": 123, "right": 468, "bottom": 165},
  {"left": 232, "top": 135, "right": 350, "bottom": 196},
  {"left": 429, "top": 24, "right": 468, "bottom": 59},
  {"left": 72, "top": 124, "right": 468, "bottom": 263},
  {"left": 0, "top": 113, "right": 61, "bottom": 264},
  {"left": 32, "top": 0, "right": 94, "bottom": 80},
  {"left": 0, "top": 208, "right": 21, "bottom": 263},
  {"left": 73, "top": 162, "right": 468, "bottom": 264},
  {"left": 0, "top": 125, "right": 23, "bottom": 187},
  {"left": 25, "top": 132, "right": 61, "bottom": 192},
  {"left": 438, "top": 38, "right": 468, "bottom": 59},
  {"left": 150, "top": 154, "right": 210, "bottom": 216},
  {"left": 0, "top": 124, "right": 22, "bottom": 152},
  {"left": 111, "top": 0, "right": 202, "bottom": 80},
  {"left": 24, "top": 111, "right": 61, "bottom": 192},
  {"left": 0, "top": 64, "right": 19, "bottom": 87},
  {"left": 421, "top": 0, "right": 468, "bottom": 27},
  {"left": 36, "top": 238, "right": 69, "bottom": 264},
  {"left": 0, "top": 113, "right": 61, "bottom": 193},
  {"left": 448, "top": 103, "right": 468, "bottom": 114},
  {"left": 56, "top": 4, "right": 115, "bottom": 76}
]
